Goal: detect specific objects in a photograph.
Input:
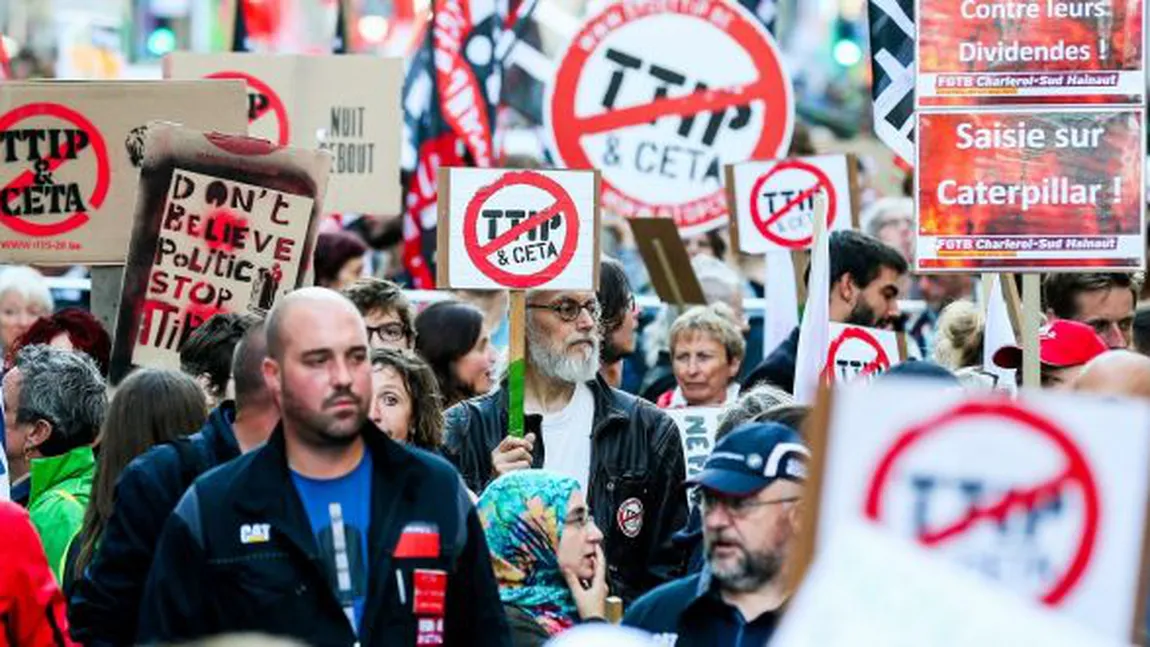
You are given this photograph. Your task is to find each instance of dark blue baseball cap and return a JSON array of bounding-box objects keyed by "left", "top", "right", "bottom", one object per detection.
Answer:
[{"left": 686, "top": 422, "right": 809, "bottom": 497}]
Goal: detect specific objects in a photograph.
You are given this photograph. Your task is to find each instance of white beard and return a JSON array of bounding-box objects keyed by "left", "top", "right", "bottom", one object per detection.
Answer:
[{"left": 526, "top": 319, "right": 601, "bottom": 384}]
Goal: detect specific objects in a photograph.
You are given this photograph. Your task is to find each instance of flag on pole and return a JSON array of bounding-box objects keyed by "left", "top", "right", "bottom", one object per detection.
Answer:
[
  {"left": 399, "top": 0, "right": 530, "bottom": 287},
  {"left": 793, "top": 201, "right": 831, "bottom": 404},
  {"left": 867, "top": 0, "right": 915, "bottom": 166}
]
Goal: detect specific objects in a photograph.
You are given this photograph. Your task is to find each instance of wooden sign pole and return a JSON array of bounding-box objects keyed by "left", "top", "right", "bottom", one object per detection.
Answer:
[
  {"left": 507, "top": 291, "right": 527, "bottom": 438},
  {"left": 1021, "top": 273, "right": 1042, "bottom": 389}
]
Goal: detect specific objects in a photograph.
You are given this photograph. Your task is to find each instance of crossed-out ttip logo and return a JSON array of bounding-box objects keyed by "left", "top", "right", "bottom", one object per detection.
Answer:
[{"left": 864, "top": 401, "right": 1099, "bottom": 606}]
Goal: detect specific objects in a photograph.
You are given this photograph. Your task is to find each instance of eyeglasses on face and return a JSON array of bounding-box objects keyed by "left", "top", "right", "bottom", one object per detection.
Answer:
[
  {"left": 366, "top": 322, "right": 409, "bottom": 344},
  {"left": 526, "top": 298, "right": 601, "bottom": 323},
  {"left": 693, "top": 489, "right": 801, "bottom": 518}
]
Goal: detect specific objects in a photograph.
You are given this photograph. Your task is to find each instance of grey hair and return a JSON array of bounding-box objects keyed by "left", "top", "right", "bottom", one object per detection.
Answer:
[
  {"left": 715, "top": 383, "right": 795, "bottom": 440},
  {"left": 0, "top": 265, "right": 54, "bottom": 312},
  {"left": 691, "top": 255, "right": 742, "bottom": 307},
  {"left": 14, "top": 344, "right": 107, "bottom": 456}
]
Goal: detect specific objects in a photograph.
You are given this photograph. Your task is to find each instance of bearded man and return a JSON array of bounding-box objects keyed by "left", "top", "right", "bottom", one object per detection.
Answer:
[
  {"left": 444, "top": 290, "right": 688, "bottom": 603},
  {"left": 623, "top": 423, "right": 808, "bottom": 645}
]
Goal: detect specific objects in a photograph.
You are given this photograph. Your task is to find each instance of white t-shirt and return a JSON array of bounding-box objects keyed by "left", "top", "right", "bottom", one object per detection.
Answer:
[{"left": 540, "top": 382, "right": 595, "bottom": 492}]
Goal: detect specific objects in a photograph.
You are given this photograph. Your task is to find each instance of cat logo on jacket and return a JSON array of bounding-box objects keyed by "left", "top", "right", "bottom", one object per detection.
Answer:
[{"left": 240, "top": 523, "right": 271, "bottom": 544}]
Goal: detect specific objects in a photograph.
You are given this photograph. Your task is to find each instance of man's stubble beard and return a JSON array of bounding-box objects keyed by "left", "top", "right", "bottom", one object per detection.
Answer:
[
  {"left": 705, "top": 535, "right": 785, "bottom": 593},
  {"left": 281, "top": 385, "right": 367, "bottom": 447}
]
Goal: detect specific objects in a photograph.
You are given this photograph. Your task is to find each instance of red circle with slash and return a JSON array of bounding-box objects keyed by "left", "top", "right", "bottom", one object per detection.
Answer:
[
  {"left": 463, "top": 171, "right": 580, "bottom": 289},
  {"left": 547, "top": 0, "right": 792, "bottom": 232},
  {"left": 206, "top": 70, "right": 289, "bottom": 146},
  {"left": 863, "top": 400, "right": 1100, "bottom": 606},
  {"left": 0, "top": 102, "right": 110, "bottom": 238},
  {"left": 822, "top": 326, "right": 890, "bottom": 382},
  {"left": 750, "top": 159, "right": 837, "bottom": 249}
]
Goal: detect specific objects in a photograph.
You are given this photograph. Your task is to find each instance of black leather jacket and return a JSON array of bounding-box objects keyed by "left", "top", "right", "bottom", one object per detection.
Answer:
[{"left": 443, "top": 375, "right": 689, "bottom": 603}]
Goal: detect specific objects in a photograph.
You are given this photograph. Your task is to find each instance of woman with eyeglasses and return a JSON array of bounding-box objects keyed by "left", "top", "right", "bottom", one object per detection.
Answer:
[
  {"left": 477, "top": 470, "right": 608, "bottom": 646},
  {"left": 414, "top": 300, "right": 498, "bottom": 409}
]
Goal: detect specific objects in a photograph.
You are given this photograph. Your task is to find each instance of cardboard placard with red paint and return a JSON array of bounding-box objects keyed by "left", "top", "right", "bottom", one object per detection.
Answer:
[
  {"left": 811, "top": 381, "right": 1150, "bottom": 641},
  {"left": 0, "top": 81, "right": 247, "bottom": 264},
  {"left": 545, "top": 0, "right": 794, "bottom": 237},
  {"left": 437, "top": 167, "right": 600, "bottom": 291},
  {"left": 109, "top": 123, "right": 331, "bottom": 384},
  {"left": 730, "top": 154, "right": 856, "bottom": 252},
  {"left": 165, "top": 52, "right": 402, "bottom": 215},
  {"left": 823, "top": 323, "right": 902, "bottom": 385},
  {"left": 915, "top": 0, "right": 1145, "bottom": 107}
]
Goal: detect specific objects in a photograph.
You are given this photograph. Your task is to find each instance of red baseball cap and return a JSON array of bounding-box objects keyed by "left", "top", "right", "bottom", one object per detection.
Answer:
[{"left": 992, "top": 319, "right": 1108, "bottom": 370}]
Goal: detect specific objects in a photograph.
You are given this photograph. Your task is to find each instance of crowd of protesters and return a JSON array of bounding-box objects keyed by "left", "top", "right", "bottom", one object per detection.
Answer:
[{"left": 2, "top": 187, "right": 1150, "bottom": 646}]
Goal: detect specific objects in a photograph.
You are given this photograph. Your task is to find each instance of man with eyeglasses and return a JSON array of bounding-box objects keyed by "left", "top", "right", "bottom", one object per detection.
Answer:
[
  {"left": 1043, "top": 272, "right": 1142, "bottom": 350},
  {"left": 341, "top": 277, "right": 415, "bottom": 351},
  {"left": 624, "top": 422, "right": 808, "bottom": 646},
  {"left": 444, "top": 289, "right": 688, "bottom": 604}
]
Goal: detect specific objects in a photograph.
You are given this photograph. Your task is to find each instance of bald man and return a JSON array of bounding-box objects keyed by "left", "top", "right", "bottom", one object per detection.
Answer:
[
  {"left": 140, "top": 288, "right": 510, "bottom": 646},
  {"left": 1071, "top": 350, "right": 1150, "bottom": 400}
]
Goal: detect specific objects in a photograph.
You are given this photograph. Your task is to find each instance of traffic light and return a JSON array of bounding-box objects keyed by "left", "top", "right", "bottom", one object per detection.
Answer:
[
  {"left": 145, "top": 17, "right": 177, "bottom": 57},
  {"left": 832, "top": 17, "right": 863, "bottom": 67}
]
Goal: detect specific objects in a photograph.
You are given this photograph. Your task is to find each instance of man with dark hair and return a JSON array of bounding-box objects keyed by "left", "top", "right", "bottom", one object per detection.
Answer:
[
  {"left": 3, "top": 345, "right": 106, "bottom": 581},
  {"left": 71, "top": 323, "right": 279, "bottom": 645},
  {"left": 140, "top": 288, "right": 508, "bottom": 645},
  {"left": 178, "top": 313, "right": 260, "bottom": 407},
  {"left": 340, "top": 277, "right": 415, "bottom": 351},
  {"left": 744, "top": 230, "right": 909, "bottom": 393},
  {"left": 1043, "top": 273, "right": 1142, "bottom": 349},
  {"left": 597, "top": 257, "right": 638, "bottom": 388}
]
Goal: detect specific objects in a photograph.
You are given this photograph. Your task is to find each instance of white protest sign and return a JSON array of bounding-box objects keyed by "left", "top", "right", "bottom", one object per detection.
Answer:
[
  {"left": 732, "top": 154, "right": 856, "bottom": 252},
  {"left": 437, "top": 168, "right": 600, "bottom": 291},
  {"left": 812, "top": 381, "right": 1150, "bottom": 641},
  {"left": 665, "top": 407, "right": 724, "bottom": 478},
  {"left": 774, "top": 521, "right": 1119, "bottom": 647},
  {"left": 823, "top": 323, "right": 902, "bottom": 384},
  {"left": 545, "top": 0, "right": 794, "bottom": 236}
]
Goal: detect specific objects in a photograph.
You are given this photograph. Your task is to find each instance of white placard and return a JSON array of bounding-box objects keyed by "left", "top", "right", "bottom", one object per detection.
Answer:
[
  {"left": 665, "top": 406, "right": 724, "bottom": 478},
  {"left": 815, "top": 381, "right": 1150, "bottom": 640},
  {"left": 732, "top": 154, "right": 854, "bottom": 252},
  {"left": 440, "top": 168, "right": 599, "bottom": 291},
  {"left": 774, "top": 521, "right": 1119, "bottom": 646},
  {"left": 824, "top": 323, "right": 902, "bottom": 384}
]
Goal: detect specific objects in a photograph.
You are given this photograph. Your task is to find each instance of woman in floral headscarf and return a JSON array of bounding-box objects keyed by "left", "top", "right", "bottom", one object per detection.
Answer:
[{"left": 477, "top": 470, "right": 608, "bottom": 646}]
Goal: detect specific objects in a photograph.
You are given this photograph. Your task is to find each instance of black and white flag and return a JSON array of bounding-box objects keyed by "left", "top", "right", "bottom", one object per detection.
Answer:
[{"left": 868, "top": 0, "right": 915, "bottom": 166}]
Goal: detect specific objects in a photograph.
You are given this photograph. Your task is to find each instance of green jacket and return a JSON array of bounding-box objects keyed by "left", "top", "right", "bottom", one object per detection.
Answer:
[{"left": 28, "top": 446, "right": 95, "bottom": 583}]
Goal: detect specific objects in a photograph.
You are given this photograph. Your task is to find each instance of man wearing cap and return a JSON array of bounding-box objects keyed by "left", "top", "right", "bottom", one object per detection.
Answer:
[
  {"left": 622, "top": 423, "right": 808, "bottom": 646},
  {"left": 992, "top": 319, "right": 1108, "bottom": 389}
]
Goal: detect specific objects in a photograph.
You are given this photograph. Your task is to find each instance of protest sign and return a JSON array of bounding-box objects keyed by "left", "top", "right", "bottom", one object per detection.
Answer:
[
  {"left": 916, "top": 0, "right": 1145, "bottom": 106},
  {"left": 437, "top": 167, "right": 600, "bottom": 291},
  {"left": 916, "top": 107, "right": 1145, "bottom": 271},
  {"left": 804, "top": 381, "right": 1150, "bottom": 641},
  {"left": 109, "top": 123, "right": 331, "bottom": 384},
  {"left": 545, "top": 0, "right": 794, "bottom": 236},
  {"left": 628, "top": 217, "right": 706, "bottom": 306},
  {"left": 774, "top": 521, "right": 1119, "bottom": 647},
  {"left": 665, "top": 407, "right": 723, "bottom": 478},
  {"left": 0, "top": 81, "right": 247, "bottom": 264},
  {"left": 823, "top": 323, "right": 903, "bottom": 384},
  {"left": 728, "top": 154, "right": 858, "bottom": 252},
  {"left": 165, "top": 52, "right": 401, "bottom": 214}
]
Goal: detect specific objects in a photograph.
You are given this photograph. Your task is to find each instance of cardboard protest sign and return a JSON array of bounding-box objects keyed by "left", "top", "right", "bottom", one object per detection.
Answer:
[
  {"left": 0, "top": 81, "right": 247, "bottom": 264},
  {"left": 774, "top": 521, "right": 1120, "bottom": 647},
  {"left": 665, "top": 407, "right": 723, "bottom": 479},
  {"left": 165, "top": 52, "right": 401, "bottom": 214},
  {"left": 109, "top": 123, "right": 331, "bottom": 384},
  {"left": 728, "top": 154, "right": 858, "bottom": 252},
  {"left": 437, "top": 167, "right": 600, "bottom": 291},
  {"left": 916, "top": 0, "right": 1145, "bottom": 106},
  {"left": 805, "top": 381, "right": 1150, "bottom": 641},
  {"left": 823, "top": 323, "right": 904, "bottom": 384},
  {"left": 545, "top": 0, "right": 794, "bottom": 236},
  {"left": 628, "top": 217, "right": 707, "bottom": 306},
  {"left": 916, "top": 107, "right": 1146, "bottom": 271}
]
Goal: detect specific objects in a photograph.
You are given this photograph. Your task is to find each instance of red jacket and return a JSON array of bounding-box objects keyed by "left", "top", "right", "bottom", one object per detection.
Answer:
[{"left": 0, "top": 501, "right": 75, "bottom": 647}]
